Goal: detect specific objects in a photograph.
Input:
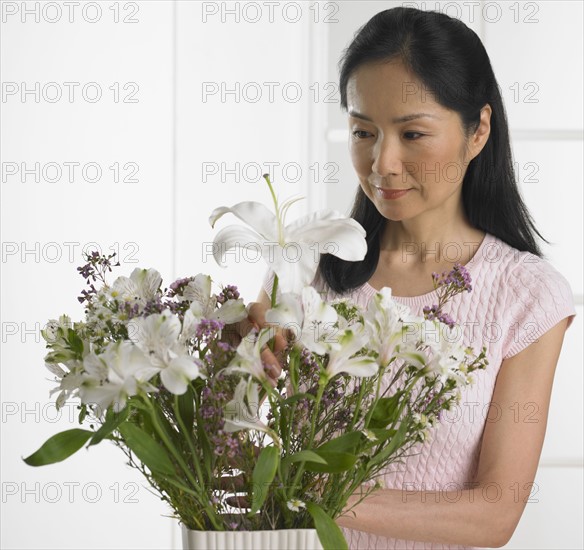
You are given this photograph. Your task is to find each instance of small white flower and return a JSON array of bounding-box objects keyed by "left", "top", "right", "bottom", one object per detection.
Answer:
[
  {"left": 361, "top": 429, "right": 378, "bottom": 442},
  {"left": 286, "top": 499, "right": 306, "bottom": 512}
]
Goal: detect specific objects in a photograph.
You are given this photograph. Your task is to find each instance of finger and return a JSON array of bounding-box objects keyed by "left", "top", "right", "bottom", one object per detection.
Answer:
[
  {"left": 246, "top": 302, "right": 266, "bottom": 327},
  {"left": 272, "top": 330, "right": 288, "bottom": 353},
  {"left": 261, "top": 352, "right": 282, "bottom": 379}
]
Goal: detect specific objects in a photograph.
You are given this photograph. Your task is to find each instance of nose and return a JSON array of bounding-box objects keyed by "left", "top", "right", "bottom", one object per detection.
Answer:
[{"left": 371, "top": 136, "right": 403, "bottom": 178}]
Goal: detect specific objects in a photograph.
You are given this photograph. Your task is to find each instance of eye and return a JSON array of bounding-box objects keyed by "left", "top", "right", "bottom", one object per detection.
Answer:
[
  {"left": 352, "top": 130, "right": 373, "bottom": 139},
  {"left": 404, "top": 132, "right": 424, "bottom": 140}
]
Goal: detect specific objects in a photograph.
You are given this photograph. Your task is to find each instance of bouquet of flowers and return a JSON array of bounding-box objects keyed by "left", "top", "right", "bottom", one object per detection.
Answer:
[{"left": 24, "top": 175, "right": 487, "bottom": 550}]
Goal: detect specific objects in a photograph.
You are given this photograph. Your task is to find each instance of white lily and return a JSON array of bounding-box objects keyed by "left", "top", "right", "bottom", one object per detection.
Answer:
[
  {"left": 265, "top": 286, "right": 339, "bottom": 355},
  {"left": 209, "top": 175, "right": 367, "bottom": 294},
  {"left": 78, "top": 341, "right": 159, "bottom": 416},
  {"left": 324, "top": 325, "right": 379, "bottom": 381},
  {"left": 110, "top": 267, "right": 162, "bottom": 304}
]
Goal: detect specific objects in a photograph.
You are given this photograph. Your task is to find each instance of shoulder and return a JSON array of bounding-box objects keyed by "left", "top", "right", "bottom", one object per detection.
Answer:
[
  {"left": 480, "top": 235, "right": 577, "bottom": 358},
  {"left": 488, "top": 236, "right": 574, "bottom": 315}
]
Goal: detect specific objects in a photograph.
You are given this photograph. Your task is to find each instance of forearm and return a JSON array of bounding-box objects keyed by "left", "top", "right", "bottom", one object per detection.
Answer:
[{"left": 336, "top": 483, "right": 510, "bottom": 548}]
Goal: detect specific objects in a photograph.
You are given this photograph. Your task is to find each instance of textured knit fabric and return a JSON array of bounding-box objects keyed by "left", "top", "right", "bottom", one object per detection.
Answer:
[{"left": 261, "top": 232, "right": 577, "bottom": 549}]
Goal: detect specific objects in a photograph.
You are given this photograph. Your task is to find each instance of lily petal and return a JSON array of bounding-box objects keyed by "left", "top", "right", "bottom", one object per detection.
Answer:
[
  {"left": 209, "top": 201, "right": 277, "bottom": 240},
  {"left": 211, "top": 225, "right": 268, "bottom": 267}
]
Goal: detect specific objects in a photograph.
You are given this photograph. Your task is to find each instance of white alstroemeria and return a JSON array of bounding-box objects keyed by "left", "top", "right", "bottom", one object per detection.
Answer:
[
  {"left": 182, "top": 273, "right": 246, "bottom": 325},
  {"left": 78, "top": 341, "right": 159, "bottom": 416},
  {"left": 209, "top": 177, "right": 367, "bottom": 294},
  {"left": 422, "top": 322, "right": 468, "bottom": 384},
  {"left": 110, "top": 268, "right": 162, "bottom": 304},
  {"left": 223, "top": 378, "right": 280, "bottom": 445},
  {"left": 324, "top": 325, "right": 379, "bottom": 381},
  {"left": 364, "top": 287, "right": 420, "bottom": 367},
  {"left": 222, "top": 328, "right": 273, "bottom": 382},
  {"left": 42, "top": 314, "right": 73, "bottom": 345},
  {"left": 129, "top": 310, "right": 205, "bottom": 394},
  {"left": 129, "top": 310, "right": 182, "bottom": 367},
  {"left": 265, "top": 286, "right": 339, "bottom": 355},
  {"left": 46, "top": 359, "right": 85, "bottom": 409}
]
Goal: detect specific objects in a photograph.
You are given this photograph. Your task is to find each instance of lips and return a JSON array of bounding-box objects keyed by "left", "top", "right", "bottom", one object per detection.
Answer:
[{"left": 374, "top": 187, "right": 411, "bottom": 200}]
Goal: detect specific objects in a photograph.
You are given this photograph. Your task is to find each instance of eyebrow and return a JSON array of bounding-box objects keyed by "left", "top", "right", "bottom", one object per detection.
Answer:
[{"left": 348, "top": 110, "right": 440, "bottom": 123}]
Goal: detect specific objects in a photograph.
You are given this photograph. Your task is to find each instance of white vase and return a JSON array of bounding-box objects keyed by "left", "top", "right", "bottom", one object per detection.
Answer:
[{"left": 181, "top": 525, "right": 323, "bottom": 549}]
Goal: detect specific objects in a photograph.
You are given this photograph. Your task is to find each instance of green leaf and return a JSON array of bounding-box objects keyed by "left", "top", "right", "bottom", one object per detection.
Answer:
[
  {"left": 282, "top": 450, "right": 327, "bottom": 468},
  {"left": 23, "top": 429, "right": 93, "bottom": 466},
  {"left": 369, "top": 419, "right": 410, "bottom": 466},
  {"left": 369, "top": 392, "right": 403, "bottom": 429},
  {"left": 316, "top": 431, "right": 362, "bottom": 454},
  {"left": 89, "top": 406, "right": 130, "bottom": 446},
  {"left": 67, "top": 328, "right": 84, "bottom": 356},
  {"left": 306, "top": 502, "right": 348, "bottom": 550},
  {"left": 304, "top": 451, "right": 356, "bottom": 473},
  {"left": 177, "top": 387, "right": 195, "bottom": 432},
  {"left": 117, "top": 422, "right": 176, "bottom": 476},
  {"left": 249, "top": 446, "right": 280, "bottom": 515}
]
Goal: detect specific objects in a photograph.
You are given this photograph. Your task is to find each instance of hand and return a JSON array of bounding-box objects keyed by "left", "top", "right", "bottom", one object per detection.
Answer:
[
  {"left": 248, "top": 301, "right": 292, "bottom": 388},
  {"left": 223, "top": 301, "right": 290, "bottom": 389}
]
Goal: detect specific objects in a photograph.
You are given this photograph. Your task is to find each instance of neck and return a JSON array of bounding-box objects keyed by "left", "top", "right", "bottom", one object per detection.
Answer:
[{"left": 379, "top": 204, "right": 485, "bottom": 265}]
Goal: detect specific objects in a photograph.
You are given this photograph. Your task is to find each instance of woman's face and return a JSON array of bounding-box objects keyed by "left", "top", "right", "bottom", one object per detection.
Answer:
[{"left": 346, "top": 60, "right": 484, "bottom": 224}]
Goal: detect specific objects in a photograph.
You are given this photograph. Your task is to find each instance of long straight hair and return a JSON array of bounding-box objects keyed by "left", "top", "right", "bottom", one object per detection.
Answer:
[{"left": 319, "top": 7, "right": 546, "bottom": 294}]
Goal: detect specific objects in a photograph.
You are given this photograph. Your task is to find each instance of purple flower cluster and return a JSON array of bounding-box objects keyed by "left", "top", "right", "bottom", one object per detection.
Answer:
[
  {"left": 210, "top": 430, "right": 240, "bottom": 459},
  {"left": 121, "top": 301, "right": 141, "bottom": 320},
  {"left": 200, "top": 384, "right": 229, "bottom": 420},
  {"left": 142, "top": 296, "right": 166, "bottom": 316},
  {"left": 195, "top": 319, "right": 225, "bottom": 341},
  {"left": 422, "top": 305, "right": 455, "bottom": 329},
  {"left": 167, "top": 276, "right": 195, "bottom": 298},
  {"left": 414, "top": 390, "right": 446, "bottom": 422},
  {"left": 423, "top": 263, "right": 473, "bottom": 328},
  {"left": 77, "top": 250, "right": 119, "bottom": 305},
  {"left": 431, "top": 263, "right": 472, "bottom": 293},
  {"left": 216, "top": 285, "right": 240, "bottom": 305}
]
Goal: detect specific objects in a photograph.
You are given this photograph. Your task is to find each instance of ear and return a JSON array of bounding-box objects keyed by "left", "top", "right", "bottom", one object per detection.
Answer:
[{"left": 466, "top": 103, "right": 492, "bottom": 161}]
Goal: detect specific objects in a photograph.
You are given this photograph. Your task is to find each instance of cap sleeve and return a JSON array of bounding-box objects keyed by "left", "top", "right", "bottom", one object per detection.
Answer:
[{"left": 502, "top": 256, "right": 577, "bottom": 359}]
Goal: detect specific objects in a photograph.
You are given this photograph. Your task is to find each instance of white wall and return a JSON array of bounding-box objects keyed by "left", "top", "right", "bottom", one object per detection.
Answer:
[
  {"left": 1, "top": 1, "right": 324, "bottom": 548},
  {"left": 1, "top": 1, "right": 581, "bottom": 549}
]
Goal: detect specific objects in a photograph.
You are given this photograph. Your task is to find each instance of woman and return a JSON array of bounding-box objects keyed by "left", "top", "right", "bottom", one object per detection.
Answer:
[{"left": 248, "top": 7, "right": 577, "bottom": 549}]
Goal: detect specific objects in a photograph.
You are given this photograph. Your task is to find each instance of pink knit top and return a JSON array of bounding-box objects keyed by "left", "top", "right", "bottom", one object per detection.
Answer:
[{"left": 262, "top": 232, "right": 576, "bottom": 549}]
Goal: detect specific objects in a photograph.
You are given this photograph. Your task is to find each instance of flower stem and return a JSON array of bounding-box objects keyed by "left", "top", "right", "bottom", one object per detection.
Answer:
[
  {"left": 287, "top": 381, "right": 325, "bottom": 499},
  {"left": 141, "top": 395, "right": 222, "bottom": 530},
  {"left": 262, "top": 173, "right": 282, "bottom": 243}
]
